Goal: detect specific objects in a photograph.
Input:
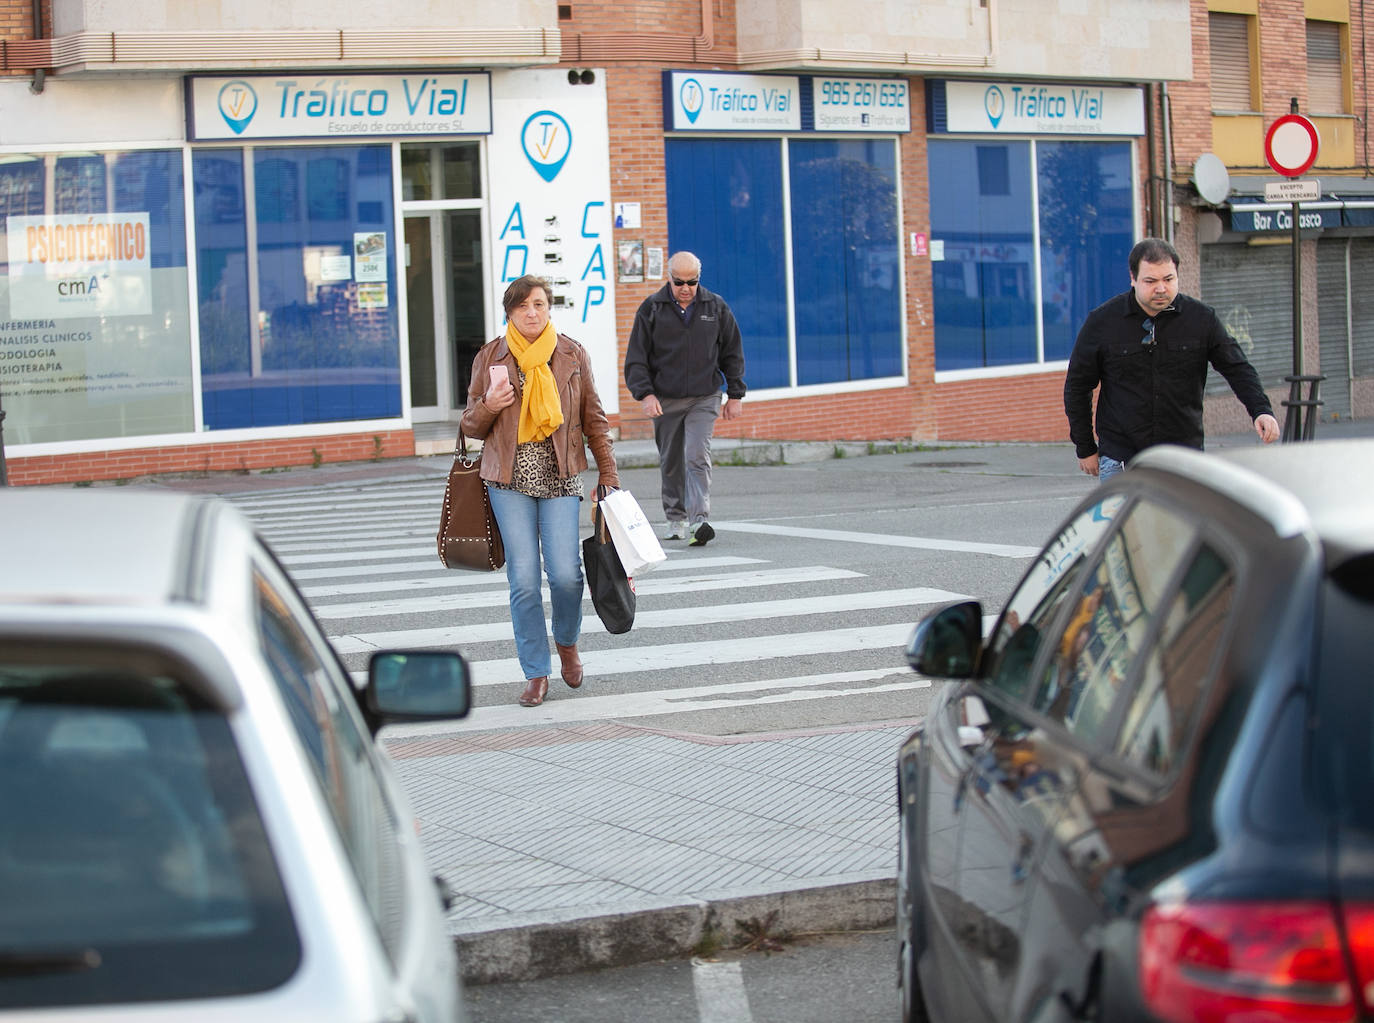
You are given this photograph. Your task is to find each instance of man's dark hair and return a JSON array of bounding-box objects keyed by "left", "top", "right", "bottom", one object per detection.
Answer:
[
  {"left": 502, "top": 274, "right": 553, "bottom": 316},
  {"left": 1129, "top": 238, "right": 1180, "bottom": 276}
]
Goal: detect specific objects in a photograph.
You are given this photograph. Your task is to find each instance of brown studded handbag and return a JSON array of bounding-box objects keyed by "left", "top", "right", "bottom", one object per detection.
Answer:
[{"left": 436, "top": 432, "right": 505, "bottom": 571}]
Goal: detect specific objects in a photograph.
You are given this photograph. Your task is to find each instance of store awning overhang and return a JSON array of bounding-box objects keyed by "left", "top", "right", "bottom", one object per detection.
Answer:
[{"left": 1223, "top": 176, "right": 1374, "bottom": 233}]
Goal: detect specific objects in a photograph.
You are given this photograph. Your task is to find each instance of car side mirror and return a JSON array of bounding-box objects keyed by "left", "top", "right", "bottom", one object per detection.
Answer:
[
  {"left": 906, "top": 600, "right": 984, "bottom": 678},
  {"left": 365, "top": 650, "right": 472, "bottom": 726}
]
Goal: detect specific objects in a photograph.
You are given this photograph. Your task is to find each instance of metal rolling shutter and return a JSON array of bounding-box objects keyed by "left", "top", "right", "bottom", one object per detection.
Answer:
[
  {"left": 1200, "top": 242, "right": 1294, "bottom": 395},
  {"left": 1316, "top": 238, "right": 1353, "bottom": 419},
  {"left": 1347, "top": 238, "right": 1374, "bottom": 378}
]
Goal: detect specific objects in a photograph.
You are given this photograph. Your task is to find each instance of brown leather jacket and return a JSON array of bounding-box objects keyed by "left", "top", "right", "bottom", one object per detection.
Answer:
[{"left": 459, "top": 332, "right": 619, "bottom": 489}]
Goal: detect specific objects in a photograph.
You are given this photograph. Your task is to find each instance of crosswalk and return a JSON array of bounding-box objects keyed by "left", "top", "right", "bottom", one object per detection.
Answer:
[{"left": 230, "top": 475, "right": 1033, "bottom": 733}]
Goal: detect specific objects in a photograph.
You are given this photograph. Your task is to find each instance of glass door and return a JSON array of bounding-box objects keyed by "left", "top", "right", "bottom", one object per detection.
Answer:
[{"left": 400, "top": 142, "right": 486, "bottom": 423}]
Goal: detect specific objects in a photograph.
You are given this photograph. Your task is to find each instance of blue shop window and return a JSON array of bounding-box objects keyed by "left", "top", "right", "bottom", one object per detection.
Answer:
[
  {"left": 1036, "top": 141, "right": 1134, "bottom": 362},
  {"left": 665, "top": 139, "right": 789, "bottom": 390},
  {"left": 789, "top": 139, "right": 901, "bottom": 384},
  {"left": 194, "top": 145, "right": 401, "bottom": 430},
  {"left": 929, "top": 140, "right": 1036, "bottom": 370}
]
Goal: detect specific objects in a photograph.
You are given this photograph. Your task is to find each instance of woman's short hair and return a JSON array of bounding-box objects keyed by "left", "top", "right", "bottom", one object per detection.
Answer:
[{"left": 502, "top": 275, "right": 553, "bottom": 316}]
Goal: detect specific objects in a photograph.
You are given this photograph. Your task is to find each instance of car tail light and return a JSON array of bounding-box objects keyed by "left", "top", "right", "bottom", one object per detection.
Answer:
[
  {"left": 1339, "top": 904, "right": 1374, "bottom": 1016},
  {"left": 1140, "top": 901, "right": 1355, "bottom": 1022}
]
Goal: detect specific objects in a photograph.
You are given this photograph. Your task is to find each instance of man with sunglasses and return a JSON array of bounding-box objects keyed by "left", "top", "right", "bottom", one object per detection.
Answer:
[
  {"left": 1064, "top": 237, "right": 1279, "bottom": 482},
  {"left": 625, "top": 251, "right": 746, "bottom": 545}
]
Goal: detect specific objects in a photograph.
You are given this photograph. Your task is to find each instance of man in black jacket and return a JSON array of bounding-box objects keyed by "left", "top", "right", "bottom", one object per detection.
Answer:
[
  {"left": 624, "top": 251, "right": 746, "bottom": 545},
  {"left": 1064, "top": 237, "right": 1279, "bottom": 481}
]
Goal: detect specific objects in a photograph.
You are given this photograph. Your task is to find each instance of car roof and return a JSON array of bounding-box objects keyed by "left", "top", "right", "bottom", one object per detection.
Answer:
[
  {"left": 1133, "top": 439, "right": 1374, "bottom": 567},
  {"left": 0, "top": 488, "right": 232, "bottom": 606}
]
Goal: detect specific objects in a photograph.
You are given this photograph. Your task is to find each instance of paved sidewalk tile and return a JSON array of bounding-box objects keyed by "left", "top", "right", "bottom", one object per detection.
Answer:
[{"left": 384, "top": 720, "right": 913, "bottom": 935}]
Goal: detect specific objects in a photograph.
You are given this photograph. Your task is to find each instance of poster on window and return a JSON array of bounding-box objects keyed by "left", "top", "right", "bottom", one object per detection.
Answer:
[
  {"left": 6, "top": 213, "right": 153, "bottom": 319},
  {"left": 354, "top": 231, "right": 388, "bottom": 282}
]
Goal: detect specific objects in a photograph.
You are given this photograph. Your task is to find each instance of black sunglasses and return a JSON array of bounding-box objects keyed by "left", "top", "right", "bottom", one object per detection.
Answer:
[
  {"left": 671, "top": 276, "right": 699, "bottom": 287},
  {"left": 1141, "top": 317, "right": 1156, "bottom": 348}
]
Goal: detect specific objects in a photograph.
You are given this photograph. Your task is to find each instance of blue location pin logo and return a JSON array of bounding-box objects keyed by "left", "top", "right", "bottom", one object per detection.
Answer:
[
  {"left": 218, "top": 80, "right": 258, "bottom": 135},
  {"left": 521, "top": 110, "right": 573, "bottom": 183},
  {"left": 984, "top": 85, "right": 1005, "bottom": 130},
  {"left": 680, "top": 78, "right": 704, "bottom": 125}
]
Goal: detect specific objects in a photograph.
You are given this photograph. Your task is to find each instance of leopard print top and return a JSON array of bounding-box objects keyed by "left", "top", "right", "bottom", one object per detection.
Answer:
[
  {"left": 491, "top": 438, "right": 583, "bottom": 499},
  {"left": 489, "top": 366, "right": 584, "bottom": 499}
]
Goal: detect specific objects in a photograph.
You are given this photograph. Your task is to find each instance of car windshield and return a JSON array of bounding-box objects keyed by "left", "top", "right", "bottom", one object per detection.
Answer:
[{"left": 0, "top": 660, "right": 300, "bottom": 1009}]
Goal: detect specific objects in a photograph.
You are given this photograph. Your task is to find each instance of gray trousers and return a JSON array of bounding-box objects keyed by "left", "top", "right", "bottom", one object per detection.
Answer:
[{"left": 653, "top": 394, "right": 720, "bottom": 525}]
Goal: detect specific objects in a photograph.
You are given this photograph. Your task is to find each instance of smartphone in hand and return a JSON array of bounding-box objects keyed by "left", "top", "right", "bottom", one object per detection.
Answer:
[{"left": 487, "top": 364, "right": 509, "bottom": 393}]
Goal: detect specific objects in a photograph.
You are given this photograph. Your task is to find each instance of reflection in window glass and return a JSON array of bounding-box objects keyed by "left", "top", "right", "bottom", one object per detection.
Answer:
[
  {"left": 929, "top": 140, "right": 1035, "bottom": 369},
  {"left": 983, "top": 493, "right": 1126, "bottom": 703},
  {"left": 666, "top": 139, "right": 788, "bottom": 388},
  {"left": 1032, "top": 500, "right": 1197, "bottom": 744},
  {"left": 789, "top": 139, "right": 902, "bottom": 385},
  {"left": 1036, "top": 141, "right": 1134, "bottom": 361},
  {"left": 0, "top": 660, "right": 298, "bottom": 1007},
  {"left": 194, "top": 144, "right": 401, "bottom": 429},
  {"left": 0, "top": 149, "right": 193, "bottom": 445},
  {"left": 253, "top": 567, "right": 406, "bottom": 961},
  {"left": 929, "top": 138, "right": 1133, "bottom": 370},
  {"left": 1117, "top": 545, "right": 1234, "bottom": 775},
  {"left": 400, "top": 142, "right": 480, "bottom": 201}
]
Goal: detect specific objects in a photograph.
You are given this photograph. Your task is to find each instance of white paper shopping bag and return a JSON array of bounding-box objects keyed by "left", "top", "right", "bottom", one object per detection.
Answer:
[{"left": 599, "top": 488, "right": 668, "bottom": 575}]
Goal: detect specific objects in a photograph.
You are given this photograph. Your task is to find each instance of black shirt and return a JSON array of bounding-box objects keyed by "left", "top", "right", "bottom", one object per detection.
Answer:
[{"left": 1064, "top": 289, "right": 1274, "bottom": 462}]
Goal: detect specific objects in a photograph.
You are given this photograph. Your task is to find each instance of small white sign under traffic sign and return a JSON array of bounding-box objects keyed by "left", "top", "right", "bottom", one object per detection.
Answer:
[{"left": 1265, "top": 178, "right": 1321, "bottom": 203}]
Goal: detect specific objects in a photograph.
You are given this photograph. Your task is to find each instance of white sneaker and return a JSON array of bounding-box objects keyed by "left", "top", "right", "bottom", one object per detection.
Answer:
[{"left": 664, "top": 521, "right": 687, "bottom": 540}]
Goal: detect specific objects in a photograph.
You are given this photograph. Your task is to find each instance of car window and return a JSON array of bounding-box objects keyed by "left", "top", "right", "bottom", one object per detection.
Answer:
[
  {"left": 0, "top": 658, "right": 299, "bottom": 1009},
  {"left": 1305, "top": 565, "right": 1374, "bottom": 823},
  {"left": 983, "top": 493, "right": 1126, "bottom": 703},
  {"left": 253, "top": 565, "right": 408, "bottom": 962},
  {"left": 1029, "top": 499, "right": 1198, "bottom": 743},
  {"left": 1115, "top": 543, "right": 1234, "bottom": 775}
]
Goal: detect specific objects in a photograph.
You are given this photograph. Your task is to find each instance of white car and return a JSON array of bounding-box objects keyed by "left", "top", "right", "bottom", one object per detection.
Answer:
[{"left": 0, "top": 488, "right": 471, "bottom": 1021}]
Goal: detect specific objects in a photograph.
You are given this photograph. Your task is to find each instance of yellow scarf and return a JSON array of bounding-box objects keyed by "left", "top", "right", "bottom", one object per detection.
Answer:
[{"left": 504, "top": 320, "right": 564, "bottom": 443}]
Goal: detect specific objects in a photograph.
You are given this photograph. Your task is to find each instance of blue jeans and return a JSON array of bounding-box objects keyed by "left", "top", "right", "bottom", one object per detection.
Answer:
[
  {"left": 485, "top": 488, "right": 583, "bottom": 681},
  {"left": 1098, "top": 453, "right": 1126, "bottom": 482}
]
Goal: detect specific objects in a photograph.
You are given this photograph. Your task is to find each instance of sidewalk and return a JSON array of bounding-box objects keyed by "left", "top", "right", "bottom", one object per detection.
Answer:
[{"left": 388, "top": 719, "right": 906, "bottom": 986}]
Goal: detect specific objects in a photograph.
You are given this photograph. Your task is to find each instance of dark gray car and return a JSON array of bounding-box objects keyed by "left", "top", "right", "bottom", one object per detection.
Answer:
[{"left": 898, "top": 439, "right": 1374, "bottom": 1023}]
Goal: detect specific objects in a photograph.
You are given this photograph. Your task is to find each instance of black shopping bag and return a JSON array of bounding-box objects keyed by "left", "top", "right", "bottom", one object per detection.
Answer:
[{"left": 583, "top": 494, "right": 635, "bottom": 635}]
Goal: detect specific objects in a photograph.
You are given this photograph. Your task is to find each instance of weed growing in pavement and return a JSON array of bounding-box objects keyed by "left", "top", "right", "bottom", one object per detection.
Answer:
[
  {"left": 734, "top": 910, "right": 788, "bottom": 953},
  {"left": 372, "top": 434, "right": 384, "bottom": 461},
  {"left": 311, "top": 448, "right": 323, "bottom": 468}
]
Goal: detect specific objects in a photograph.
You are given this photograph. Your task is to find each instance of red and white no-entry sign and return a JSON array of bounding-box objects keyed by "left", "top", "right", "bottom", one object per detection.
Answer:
[{"left": 1265, "top": 114, "right": 1320, "bottom": 177}]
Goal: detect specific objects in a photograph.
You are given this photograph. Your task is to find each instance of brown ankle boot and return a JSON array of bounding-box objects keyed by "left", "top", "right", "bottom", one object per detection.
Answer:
[
  {"left": 556, "top": 643, "right": 584, "bottom": 688},
  {"left": 518, "top": 676, "right": 548, "bottom": 707}
]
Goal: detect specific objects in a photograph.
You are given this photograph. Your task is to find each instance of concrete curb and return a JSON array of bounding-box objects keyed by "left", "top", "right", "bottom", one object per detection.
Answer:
[{"left": 454, "top": 876, "right": 896, "bottom": 985}]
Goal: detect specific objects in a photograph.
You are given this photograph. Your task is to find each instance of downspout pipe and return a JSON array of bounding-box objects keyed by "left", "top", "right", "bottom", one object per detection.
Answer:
[
  {"left": 1161, "top": 82, "right": 1174, "bottom": 243},
  {"left": 29, "top": 0, "right": 44, "bottom": 93}
]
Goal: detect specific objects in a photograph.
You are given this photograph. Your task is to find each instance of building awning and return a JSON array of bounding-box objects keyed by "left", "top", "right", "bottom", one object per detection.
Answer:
[{"left": 1224, "top": 175, "right": 1374, "bottom": 233}]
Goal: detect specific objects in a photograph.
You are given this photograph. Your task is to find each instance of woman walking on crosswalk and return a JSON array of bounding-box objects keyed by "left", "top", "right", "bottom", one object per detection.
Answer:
[{"left": 461, "top": 275, "right": 620, "bottom": 708}]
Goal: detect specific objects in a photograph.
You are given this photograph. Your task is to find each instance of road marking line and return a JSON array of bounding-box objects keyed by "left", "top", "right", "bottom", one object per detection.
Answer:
[
  {"left": 332, "top": 590, "right": 961, "bottom": 657},
  {"left": 382, "top": 669, "right": 929, "bottom": 735},
  {"left": 345, "top": 622, "right": 920, "bottom": 683},
  {"left": 711, "top": 521, "right": 1038, "bottom": 558},
  {"left": 299, "top": 555, "right": 765, "bottom": 598},
  {"left": 693, "top": 960, "right": 754, "bottom": 1023},
  {"left": 313, "top": 566, "right": 864, "bottom": 619}
]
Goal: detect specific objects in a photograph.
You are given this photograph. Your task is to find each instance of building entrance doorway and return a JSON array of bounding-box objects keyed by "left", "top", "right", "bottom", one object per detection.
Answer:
[{"left": 401, "top": 143, "right": 487, "bottom": 424}]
